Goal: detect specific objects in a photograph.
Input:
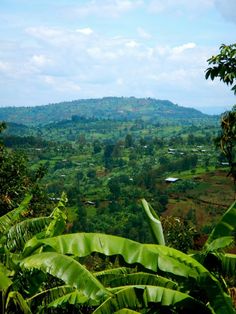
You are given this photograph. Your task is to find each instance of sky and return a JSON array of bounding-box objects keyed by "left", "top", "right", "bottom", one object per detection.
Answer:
[{"left": 0, "top": 0, "right": 236, "bottom": 114}]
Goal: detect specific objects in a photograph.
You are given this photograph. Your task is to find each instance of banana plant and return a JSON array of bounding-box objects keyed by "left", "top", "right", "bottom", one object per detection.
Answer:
[
  {"left": 21, "top": 232, "right": 234, "bottom": 313},
  {"left": 0, "top": 194, "right": 69, "bottom": 314},
  {"left": 195, "top": 200, "right": 236, "bottom": 277},
  {"left": 141, "top": 199, "right": 165, "bottom": 245},
  {"left": 1, "top": 195, "right": 236, "bottom": 313}
]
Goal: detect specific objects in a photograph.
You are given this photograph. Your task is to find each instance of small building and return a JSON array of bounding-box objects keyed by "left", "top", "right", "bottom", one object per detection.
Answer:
[
  {"left": 49, "top": 197, "right": 61, "bottom": 201},
  {"left": 165, "top": 177, "right": 180, "bottom": 183},
  {"left": 221, "top": 162, "right": 229, "bottom": 166},
  {"left": 84, "top": 200, "right": 96, "bottom": 206}
]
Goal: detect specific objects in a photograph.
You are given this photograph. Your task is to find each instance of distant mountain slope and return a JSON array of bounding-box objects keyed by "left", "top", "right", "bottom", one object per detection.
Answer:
[{"left": 0, "top": 97, "right": 215, "bottom": 126}]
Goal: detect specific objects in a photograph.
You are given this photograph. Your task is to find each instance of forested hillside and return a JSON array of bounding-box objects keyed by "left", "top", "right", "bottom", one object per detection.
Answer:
[{"left": 0, "top": 97, "right": 216, "bottom": 126}]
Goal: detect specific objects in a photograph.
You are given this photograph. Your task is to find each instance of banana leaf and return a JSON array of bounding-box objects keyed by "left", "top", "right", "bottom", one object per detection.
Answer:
[
  {"left": 204, "top": 236, "right": 234, "bottom": 254},
  {"left": 0, "top": 271, "right": 12, "bottom": 290},
  {"left": 93, "top": 286, "right": 212, "bottom": 314},
  {"left": 7, "top": 216, "right": 52, "bottom": 251},
  {"left": 24, "top": 233, "right": 235, "bottom": 314},
  {"left": 205, "top": 201, "right": 236, "bottom": 246},
  {"left": 47, "top": 290, "right": 90, "bottom": 308},
  {"left": 219, "top": 253, "right": 236, "bottom": 277},
  {"left": 96, "top": 272, "right": 177, "bottom": 290},
  {"left": 27, "top": 285, "right": 74, "bottom": 304},
  {"left": 46, "top": 193, "right": 67, "bottom": 238},
  {"left": 0, "top": 194, "right": 32, "bottom": 234},
  {"left": 141, "top": 199, "right": 165, "bottom": 245},
  {"left": 21, "top": 252, "right": 111, "bottom": 301},
  {"left": 6, "top": 291, "right": 32, "bottom": 314}
]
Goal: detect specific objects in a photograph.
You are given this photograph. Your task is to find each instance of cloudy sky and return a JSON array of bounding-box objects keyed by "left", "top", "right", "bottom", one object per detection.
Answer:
[{"left": 0, "top": 0, "right": 236, "bottom": 113}]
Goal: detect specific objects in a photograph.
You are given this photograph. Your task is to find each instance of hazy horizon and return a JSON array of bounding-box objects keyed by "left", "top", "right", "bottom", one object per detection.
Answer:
[{"left": 0, "top": 95, "right": 233, "bottom": 115}]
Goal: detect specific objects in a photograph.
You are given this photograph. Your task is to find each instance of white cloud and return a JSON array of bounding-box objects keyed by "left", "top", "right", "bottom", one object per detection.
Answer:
[
  {"left": 76, "top": 27, "right": 94, "bottom": 35},
  {"left": 23, "top": 25, "right": 205, "bottom": 96},
  {"left": 172, "top": 42, "right": 196, "bottom": 54}
]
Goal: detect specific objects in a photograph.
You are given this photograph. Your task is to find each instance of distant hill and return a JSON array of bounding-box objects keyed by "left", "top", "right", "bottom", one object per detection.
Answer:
[{"left": 0, "top": 97, "right": 216, "bottom": 126}]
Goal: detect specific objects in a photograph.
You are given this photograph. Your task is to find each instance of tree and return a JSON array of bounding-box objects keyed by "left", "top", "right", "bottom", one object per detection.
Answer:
[
  {"left": 218, "top": 106, "right": 236, "bottom": 183},
  {"left": 0, "top": 123, "right": 30, "bottom": 215},
  {"left": 93, "top": 140, "right": 102, "bottom": 154},
  {"left": 205, "top": 43, "right": 236, "bottom": 94},
  {"left": 124, "top": 134, "right": 134, "bottom": 148},
  {"left": 0, "top": 122, "right": 52, "bottom": 216},
  {"left": 107, "top": 178, "right": 121, "bottom": 199},
  {"left": 160, "top": 216, "right": 195, "bottom": 253},
  {"left": 205, "top": 43, "right": 236, "bottom": 183}
]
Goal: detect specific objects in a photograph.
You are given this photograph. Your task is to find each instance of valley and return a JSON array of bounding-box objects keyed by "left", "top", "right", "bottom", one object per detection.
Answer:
[{"left": 0, "top": 97, "right": 232, "bottom": 248}]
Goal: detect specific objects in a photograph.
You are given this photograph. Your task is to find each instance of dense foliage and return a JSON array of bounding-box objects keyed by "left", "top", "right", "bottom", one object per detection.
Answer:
[
  {"left": 206, "top": 43, "right": 236, "bottom": 183},
  {"left": 0, "top": 97, "right": 216, "bottom": 126},
  {"left": 0, "top": 195, "right": 235, "bottom": 313}
]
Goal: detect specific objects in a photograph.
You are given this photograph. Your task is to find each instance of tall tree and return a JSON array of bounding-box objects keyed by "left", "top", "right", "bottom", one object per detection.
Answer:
[
  {"left": 0, "top": 123, "right": 29, "bottom": 215},
  {"left": 205, "top": 44, "right": 236, "bottom": 183},
  {"left": 0, "top": 122, "right": 51, "bottom": 216}
]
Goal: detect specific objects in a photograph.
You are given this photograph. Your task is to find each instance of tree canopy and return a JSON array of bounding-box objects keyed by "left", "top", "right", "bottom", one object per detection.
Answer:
[{"left": 205, "top": 43, "right": 236, "bottom": 94}]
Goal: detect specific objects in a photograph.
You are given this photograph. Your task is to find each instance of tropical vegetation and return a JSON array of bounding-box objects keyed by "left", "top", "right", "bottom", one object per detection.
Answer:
[
  {"left": 0, "top": 192, "right": 235, "bottom": 313},
  {"left": 0, "top": 43, "right": 236, "bottom": 313}
]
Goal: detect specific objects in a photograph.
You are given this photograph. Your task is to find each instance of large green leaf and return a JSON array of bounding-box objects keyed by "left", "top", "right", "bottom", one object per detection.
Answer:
[
  {"left": 141, "top": 199, "right": 165, "bottom": 245},
  {"left": 0, "top": 194, "right": 32, "bottom": 234},
  {"left": 24, "top": 233, "right": 235, "bottom": 314},
  {"left": 96, "top": 272, "right": 177, "bottom": 290},
  {"left": 25, "top": 233, "right": 215, "bottom": 278},
  {"left": 28, "top": 285, "right": 73, "bottom": 303},
  {"left": 205, "top": 201, "right": 236, "bottom": 246},
  {"left": 219, "top": 253, "right": 236, "bottom": 277},
  {"left": 47, "top": 290, "right": 89, "bottom": 308},
  {"left": 93, "top": 286, "right": 212, "bottom": 314},
  {"left": 29, "top": 286, "right": 98, "bottom": 310},
  {"left": 94, "top": 267, "right": 133, "bottom": 286},
  {"left": 0, "top": 271, "right": 12, "bottom": 290},
  {"left": 45, "top": 192, "right": 67, "bottom": 237},
  {"left": 204, "top": 236, "right": 234, "bottom": 254},
  {"left": 6, "top": 291, "right": 32, "bottom": 314},
  {"left": 21, "top": 252, "right": 111, "bottom": 301},
  {"left": 27, "top": 285, "right": 76, "bottom": 312},
  {"left": 7, "top": 217, "right": 52, "bottom": 251}
]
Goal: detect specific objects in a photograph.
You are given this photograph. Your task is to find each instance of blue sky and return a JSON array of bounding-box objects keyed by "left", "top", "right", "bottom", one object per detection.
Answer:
[{"left": 0, "top": 0, "right": 236, "bottom": 114}]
